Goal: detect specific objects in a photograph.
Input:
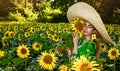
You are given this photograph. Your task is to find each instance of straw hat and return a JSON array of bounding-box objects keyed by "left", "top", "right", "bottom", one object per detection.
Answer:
[{"left": 67, "top": 2, "right": 116, "bottom": 46}]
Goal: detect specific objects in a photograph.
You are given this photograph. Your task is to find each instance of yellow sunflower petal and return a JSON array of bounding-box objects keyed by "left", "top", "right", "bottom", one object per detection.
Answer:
[
  {"left": 38, "top": 51, "right": 58, "bottom": 70},
  {"left": 16, "top": 45, "right": 30, "bottom": 58}
]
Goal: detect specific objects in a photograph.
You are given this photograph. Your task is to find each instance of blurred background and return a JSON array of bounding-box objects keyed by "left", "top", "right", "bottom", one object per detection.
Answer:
[
  {"left": 0, "top": 0, "right": 120, "bottom": 70},
  {"left": 0, "top": 0, "right": 120, "bottom": 24}
]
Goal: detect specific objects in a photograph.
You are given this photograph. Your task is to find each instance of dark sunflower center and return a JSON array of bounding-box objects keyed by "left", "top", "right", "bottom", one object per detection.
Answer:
[
  {"left": 6, "top": 28, "right": 9, "bottom": 31},
  {"left": 40, "top": 34, "right": 44, "bottom": 37},
  {"left": 75, "top": 21, "right": 84, "bottom": 31},
  {"left": 64, "top": 29, "right": 67, "bottom": 32},
  {"left": 54, "top": 36, "right": 58, "bottom": 39},
  {"left": 26, "top": 33, "right": 28, "bottom": 35},
  {"left": 32, "top": 29, "right": 34, "bottom": 32},
  {"left": 80, "top": 63, "right": 91, "bottom": 71},
  {"left": 49, "top": 34, "right": 52, "bottom": 38},
  {"left": 3, "top": 40, "right": 7, "bottom": 45},
  {"left": 21, "top": 48, "right": 27, "bottom": 54},
  {"left": 111, "top": 50, "right": 116, "bottom": 56},
  {"left": 6, "top": 33, "right": 9, "bottom": 37},
  {"left": 36, "top": 44, "right": 40, "bottom": 48},
  {"left": 43, "top": 55, "right": 52, "bottom": 64},
  {"left": 57, "top": 46, "right": 63, "bottom": 53},
  {"left": 101, "top": 45, "right": 105, "bottom": 48},
  {"left": 14, "top": 27, "right": 17, "bottom": 29},
  {"left": 57, "top": 46, "right": 67, "bottom": 53},
  {"left": 10, "top": 33, "right": 14, "bottom": 37}
]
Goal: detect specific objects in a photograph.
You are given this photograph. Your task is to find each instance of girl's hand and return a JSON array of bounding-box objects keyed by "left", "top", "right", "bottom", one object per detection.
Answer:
[{"left": 72, "top": 32, "right": 79, "bottom": 45}]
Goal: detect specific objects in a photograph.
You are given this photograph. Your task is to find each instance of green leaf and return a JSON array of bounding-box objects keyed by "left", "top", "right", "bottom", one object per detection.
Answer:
[
  {"left": 12, "top": 58, "right": 29, "bottom": 66},
  {"left": 58, "top": 32, "right": 68, "bottom": 39},
  {"left": 63, "top": 33, "right": 73, "bottom": 48}
]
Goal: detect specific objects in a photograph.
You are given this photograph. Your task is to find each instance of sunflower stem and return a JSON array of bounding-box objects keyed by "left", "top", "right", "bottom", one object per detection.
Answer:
[
  {"left": 25, "top": 60, "right": 27, "bottom": 70},
  {"left": 12, "top": 39, "right": 14, "bottom": 48},
  {"left": 114, "top": 59, "right": 116, "bottom": 71}
]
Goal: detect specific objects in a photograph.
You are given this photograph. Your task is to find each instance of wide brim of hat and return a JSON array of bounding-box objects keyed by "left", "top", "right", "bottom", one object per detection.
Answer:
[{"left": 67, "top": 2, "right": 116, "bottom": 46}]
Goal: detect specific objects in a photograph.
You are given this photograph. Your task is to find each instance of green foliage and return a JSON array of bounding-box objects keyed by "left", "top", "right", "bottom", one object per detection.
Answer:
[
  {"left": 12, "top": 58, "right": 29, "bottom": 66},
  {"left": 0, "top": 0, "right": 15, "bottom": 17},
  {"left": 8, "top": 11, "right": 26, "bottom": 21},
  {"left": 51, "top": 0, "right": 74, "bottom": 22},
  {"left": 24, "top": 7, "right": 38, "bottom": 22},
  {"left": 36, "top": 2, "right": 62, "bottom": 23},
  {"left": 5, "top": 0, "right": 38, "bottom": 22},
  {"left": 0, "top": 22, "right": 120, "bottom": 71},
  {"left": 60, "top": 32, "right": 73, "bottom": 48}
]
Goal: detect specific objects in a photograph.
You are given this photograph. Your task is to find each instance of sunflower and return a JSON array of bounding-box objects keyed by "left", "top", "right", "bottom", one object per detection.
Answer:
[
  {"left": 30, "top": 27, "right": 35, "bottom": 33},
  {"left": 30, "top": 33, "right": 34, "bottom": 37},
  {"left": 49, "top": 48, "right": 55, "bottom": 53},
  {"left": 46, "top": 31, "right": 50, "bottom": 35},
  {"left": 2, "top": 37, "right": 9, "bottom": 46},
  {"left": 58, "top": 28, "right": 63, "bottom": 33},
  {"left": 17, "top": 45, "right": 30, "bottom": 58},
  {"left": 40, "top": 25, "right": 46, "bottom": 31},
  {"left": 47, "top": 33, "right": 53, "bottom": 39},
  {"left": 111, "top": 36, "right": 115, "bottom": 41},
  {"left": 48, "top": 26, "right": 53, "bottom": 31},
  {"left": 20, "top": 26, "right": 23, "bottom": 31},
  {"left": 115, "top": 31, "right": 120, "bottom": 35},
  {"left": 59, "top": 65, "right": 71, "bottom": 71},
  {"left": 40, "top": 33, "right": 46, "bottom": 38},
  {"left": 14, "top": 26, "right": 18, "bottom": 30},
  {"left": 32, "top": 42, "right": 42, "bottom": 51},
  {"left": 100, "top": 43, "right": 107, "bottom": 51},
  {"left": 38, "top": 51, "right": 58, "bottom": 70},
  {"left": 71, "top": 56, "right": 99, "bottom": 71},
  {"left": 24, "top": 32, "right": 30, "bottom": 37},
  {"left": 17, "top": 34, "right": 23, "bottom": 41},
  {"left": 108, "top": 48, "right": 120, "bottom": 60},
  {"left": 9, "top": 31, "right": 15, "bottom": 38},
  {"left": 13, "top": 26, "right": 18, "bottom": 32},
  {"left": 91, "top": 34, "right": 96, "bottom": 40},
  {"left": 27, "top": 29, "right": 30, "bottom": 32},
  {"left": 98, "top": 65, "right": 103, "bottom": 71},
  {"left": 0, "top": 50, "right": 4, "bottom": 58},
  {"left": 54, "top": 30, "right": 58, "bottom": 33},
  {"left": 55, "top": 46, "right": 67, "bottom": 54},
  {"left": 71, "top": 18, "right": 85, "bottom": 33},
  {"left": 52, "top": 34, "right": 61, "bottom": 42},
  {"left": 37, "top": 23, "right": 41, "bottom": 26},
  {"left": 4, "top": 31, "right": 10, "bottom": 38},
  {"left": 5, "top": 27, "right": 10, "bottom": 31},
  {"left": 14, "top": 29, "right": 18, "bottom": 33},
  {"left": 63, "top": 28, "right": 68, "bottom": 32}
]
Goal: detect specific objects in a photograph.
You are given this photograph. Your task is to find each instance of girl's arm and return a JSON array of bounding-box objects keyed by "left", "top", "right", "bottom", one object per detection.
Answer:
[
  {"left": 67, "top": 32, "right": 79, "bottom": 57},
  {"left": 72, "top": 32, "right": 79, "bottom": 54}
]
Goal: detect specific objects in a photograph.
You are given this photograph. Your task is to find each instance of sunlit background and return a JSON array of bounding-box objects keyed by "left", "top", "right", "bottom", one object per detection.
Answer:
[{"left": 0, "top": 0, "right": 120, "bottom": 71}]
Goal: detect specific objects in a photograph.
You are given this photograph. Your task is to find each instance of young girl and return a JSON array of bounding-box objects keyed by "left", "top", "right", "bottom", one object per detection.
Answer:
[
  {"left": 68, "top": 20, "right": 101, "bottom": 61},
  {"left": 67, "top": 2, "right": 116, "bottom": 61}
]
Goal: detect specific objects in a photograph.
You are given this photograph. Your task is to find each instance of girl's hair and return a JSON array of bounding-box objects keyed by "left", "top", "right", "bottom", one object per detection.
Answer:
[{"left": 93, "top": 30, "right": 102, "bottom": 61}]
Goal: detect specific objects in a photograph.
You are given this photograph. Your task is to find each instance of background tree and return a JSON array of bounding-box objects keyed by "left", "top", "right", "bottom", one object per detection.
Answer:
[
  {"left": 77, "top": 0, "right": 120, "bottom": 24},
  {"left": 0, "top": 0, "right": 120, "bottom": 23},
  {"left": 50, "top": 0, "right": 75, "bottom": 22},
  {"left": 99, "top": 0, "right": 120, "bottom": 24},
  {"left": 0, "top": 0, "right": 15, "bottom": 20}
]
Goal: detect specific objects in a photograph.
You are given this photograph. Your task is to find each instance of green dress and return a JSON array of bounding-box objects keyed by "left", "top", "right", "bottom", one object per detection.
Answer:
[{"left": 73, "top": 37, "right": 96, "bottom": 58}]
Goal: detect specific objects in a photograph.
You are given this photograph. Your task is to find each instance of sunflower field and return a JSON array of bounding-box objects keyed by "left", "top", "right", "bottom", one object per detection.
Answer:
[{"left": 0, "top": 22, "right": 120, "bottom": 71}]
